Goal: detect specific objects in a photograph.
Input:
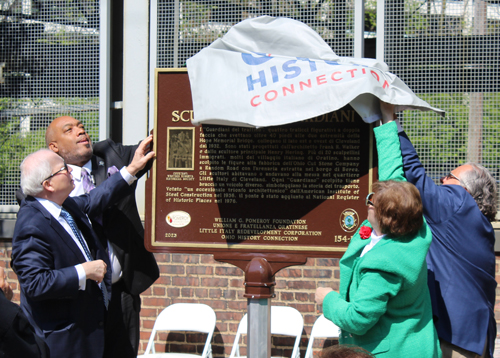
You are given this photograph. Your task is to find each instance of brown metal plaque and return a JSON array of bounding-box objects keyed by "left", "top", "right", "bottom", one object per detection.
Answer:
[{"left": 145, "top": 69, "right": 377, "bottom": 258}]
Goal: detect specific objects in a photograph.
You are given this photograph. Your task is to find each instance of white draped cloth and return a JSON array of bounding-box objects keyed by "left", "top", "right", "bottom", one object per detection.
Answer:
[{"left": 186, "top": 16, "right": 444, "bottom": 128}]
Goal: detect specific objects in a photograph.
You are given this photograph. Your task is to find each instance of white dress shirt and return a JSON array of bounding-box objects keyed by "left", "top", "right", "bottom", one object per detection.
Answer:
[
  {"left": 35, "top": 198, "right": 89, "bottom": 290},
  {"left": 68, "top": 163, "right": 137, "bottom": 284},
  {"left": 360, "top": 231, "right": 386, "bottom": 257},
  {"left": 67, "top": 162, "right": 94, "bottom": 196}
]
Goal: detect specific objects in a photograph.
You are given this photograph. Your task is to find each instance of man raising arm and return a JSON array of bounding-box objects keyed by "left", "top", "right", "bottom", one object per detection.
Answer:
[
  {"left": 380, "top": 102, "right": 496, "bottom": 358},
  {"left": 11, "top": 137, "right": 154, "bottom": 358},
  {"left": 45, "top": 116, "right": 160, "bottom": 357}
]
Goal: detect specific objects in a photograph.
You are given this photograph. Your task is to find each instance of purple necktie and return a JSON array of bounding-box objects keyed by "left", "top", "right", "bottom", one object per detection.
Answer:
[{"left": 82, "top": 169, "right": 95, "bottom": 194}]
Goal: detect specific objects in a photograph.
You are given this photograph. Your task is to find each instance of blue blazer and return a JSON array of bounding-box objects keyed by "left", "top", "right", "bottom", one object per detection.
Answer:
[
  {"left": 12, "top": 173, "right": 131, "bottom": 358},
  {"left": 399, "top": 131, "right": 496, "bottom": 356}
]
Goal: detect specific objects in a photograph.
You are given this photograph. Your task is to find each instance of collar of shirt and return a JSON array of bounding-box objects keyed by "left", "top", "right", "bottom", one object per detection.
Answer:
[
  {"left": 360, "top": 231, "right": 386, "bottom": 257},
  {"left": 68, "top": 161, "right": 93, "bottom": 196},
  {"left": 34, "top": 197, "right": 91, "bottom": 261},
  {"left": 35, "top": 197, "right": 62, "bottom": 218}
]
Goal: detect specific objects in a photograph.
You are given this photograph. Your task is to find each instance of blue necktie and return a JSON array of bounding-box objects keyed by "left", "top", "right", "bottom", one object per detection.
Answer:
[{"left": 60, "top": 208, "right": 109, "bottom": 309}]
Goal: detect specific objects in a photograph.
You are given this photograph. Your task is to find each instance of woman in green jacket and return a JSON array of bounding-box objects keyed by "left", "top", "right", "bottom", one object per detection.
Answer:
[{"left": 315, "top": 118, "right": 441, "bottom": 357}]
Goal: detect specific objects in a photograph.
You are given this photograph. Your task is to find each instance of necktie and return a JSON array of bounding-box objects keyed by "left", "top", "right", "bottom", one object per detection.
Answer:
[
  {"left": 60, "top": 208, "right": 109, "bottom": 309},
  {"left": 81, "top": 169, "right": 95, "bottom": 194}
]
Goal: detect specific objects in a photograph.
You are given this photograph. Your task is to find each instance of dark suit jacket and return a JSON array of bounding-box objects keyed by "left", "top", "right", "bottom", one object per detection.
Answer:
[
  {"left": 91, "top": 138, "right": 159, "bottom": 295},
  {"left": 11, "top": 173, "right": 130, "bottom": 358},
  {"left": 399, "top": 131, "right": 496, "bottom": 357},
  {"left": 0, "top": 288, "right": 49, "bottom": 358},
  {"left": 14, "top": 139, "right": 159, "bottom": 296}
]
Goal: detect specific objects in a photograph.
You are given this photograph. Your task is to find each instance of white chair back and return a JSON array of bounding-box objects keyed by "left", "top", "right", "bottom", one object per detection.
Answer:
[
  {"left": 141, "top": 303, "right": 216, "bottom": 358},
  {"left": 304, "top": 315, "right": 340, "bottom": 358},
  {"left": 229, "top": 306, "right": 303, "bottom": 358}
]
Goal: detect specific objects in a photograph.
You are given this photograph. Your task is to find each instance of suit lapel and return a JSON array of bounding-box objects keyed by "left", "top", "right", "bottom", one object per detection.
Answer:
[
  {"left": 62, "top": 202, "right": 101, "bottom": 257},
  {"left": 91, "top": 155, "right": 107, "bottom": 186},
  {"left": 27, "top": 198, "right": 87, "bottom": 262}
]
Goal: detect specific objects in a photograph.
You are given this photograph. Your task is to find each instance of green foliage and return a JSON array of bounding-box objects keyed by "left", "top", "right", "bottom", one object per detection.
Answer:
[
  {"left": 482, "top": 93, "right": 500, "bottom": 168},
  {"left": 405, "top": 0, "right": 430, "bottom": 36},
  {"left": 365, "top": 0, "right": 377, "bottom": 32},
  {"left": 0, "top": 98, "right": 99, "bottom": 204},
  {"left": 403, "top": 92, "right": 500, "bottom": 176},
  {"left": 0, "top": 118, "right": 45, "bottom": 187}
]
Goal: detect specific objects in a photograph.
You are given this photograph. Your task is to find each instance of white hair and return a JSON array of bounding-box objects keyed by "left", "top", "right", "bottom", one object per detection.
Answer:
[
  {"left": 460, "top": 163, "right": 498, "bottom": 222},
  {"left": 20, "top": 149, "right": 55, "bottom": 197}
]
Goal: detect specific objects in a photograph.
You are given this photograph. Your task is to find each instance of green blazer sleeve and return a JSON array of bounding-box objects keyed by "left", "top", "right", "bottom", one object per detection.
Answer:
[
  {"left": 323, "top": 269, "right": 402, "bottom": 335},
  {"left": 374, "top": 121, "right": 406, "bottom": 182}
]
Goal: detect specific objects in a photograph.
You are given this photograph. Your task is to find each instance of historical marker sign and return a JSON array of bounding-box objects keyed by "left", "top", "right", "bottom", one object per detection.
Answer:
[{"left": 144, "top": 69, "right": 377, "bottom": 258}]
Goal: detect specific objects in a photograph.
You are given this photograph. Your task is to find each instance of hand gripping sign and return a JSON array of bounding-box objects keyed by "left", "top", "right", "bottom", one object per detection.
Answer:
[{"left": 186, "top": 16, "right": 444, "bottom": 128}]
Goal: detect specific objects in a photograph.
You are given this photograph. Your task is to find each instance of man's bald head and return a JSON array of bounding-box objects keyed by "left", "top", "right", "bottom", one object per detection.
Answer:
[{"left": 46, "top": 116, "right": 93, "bottom": 167}]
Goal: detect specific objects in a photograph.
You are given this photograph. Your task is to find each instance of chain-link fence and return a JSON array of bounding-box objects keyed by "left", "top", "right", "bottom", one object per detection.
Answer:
[
  {"left": 0, "top": 0, "right": 100, "bottom": 207},
  {"left": 1, "top": 0, "right": 499, "bottom": 211},
  {"left": 155, "top": 0, "right": 356, "bottom": 68},
  {"left": 385, "top": 0, "right": 500, "bottom": 188},
  {"left": 154, "top": 0, "right": 500, "bottom": 208}
]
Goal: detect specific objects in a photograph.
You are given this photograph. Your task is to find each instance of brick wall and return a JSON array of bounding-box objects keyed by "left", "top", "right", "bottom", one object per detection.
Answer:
[
  {"left": 139, "top": 253, "right": 340, "bottom": 357},
  {"left": 2, "top": 241, "right": 500, "bottom": 357}
]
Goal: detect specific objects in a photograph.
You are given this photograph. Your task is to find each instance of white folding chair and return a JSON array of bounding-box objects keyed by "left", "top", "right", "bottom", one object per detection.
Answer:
[
  {"left": 229, "top": 306, "right": 304, "bottom": 358},
  {"left": 304, "top": 315, "right": 340, "bottom": 358},
  {"left": 138, "top": 303, "right": 216, "bottom": 358}
]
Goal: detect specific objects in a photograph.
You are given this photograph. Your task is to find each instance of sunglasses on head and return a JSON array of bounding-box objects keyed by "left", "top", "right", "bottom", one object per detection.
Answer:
[
  {"left": 440, "top": 172, "right": 460, "bottom": 184},
  {"left": 366, "top": 192, "right": 375, "bottom": 207}
]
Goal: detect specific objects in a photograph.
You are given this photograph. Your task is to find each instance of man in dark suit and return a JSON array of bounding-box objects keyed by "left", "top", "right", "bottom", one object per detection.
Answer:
[
  {"left": 380, "top": 102, "right": 497, "bottom": 358},
  {"left": 12, "top": 140, "right": 154, "bottom": 358},
  {"left": 44, "top": 116, "right": 159, "bottom": 357},
  {"left": 0, "top": 267, "right": 49, "bottom": 358}
]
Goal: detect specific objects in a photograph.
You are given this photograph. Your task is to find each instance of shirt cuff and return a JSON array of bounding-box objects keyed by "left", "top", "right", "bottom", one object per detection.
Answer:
[
  {"left": 75, "top": 264, "right": 86, "bottom": 290},
  {"left": 120, "top": 166, "right": 137, "bottom": 185}
]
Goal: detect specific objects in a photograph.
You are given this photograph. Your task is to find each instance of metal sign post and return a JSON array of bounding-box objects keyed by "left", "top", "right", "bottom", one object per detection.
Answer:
[
  {"left": 244, "top": 257, "right": 273, "bottom": 358},
  {"left": 248, "top": 298, "right": 271, "bottom": 358}
]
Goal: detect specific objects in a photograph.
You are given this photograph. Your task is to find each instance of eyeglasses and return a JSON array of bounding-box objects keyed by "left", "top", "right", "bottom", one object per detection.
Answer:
[
  {"left": 440, "top": 172, "right": 461, "bottom": 184},
  {"left": 41, "top": 163, "right": 69, "bottom": 184},
  {"left": 366, "top": 192, "right": 375, "bottom": 207}
]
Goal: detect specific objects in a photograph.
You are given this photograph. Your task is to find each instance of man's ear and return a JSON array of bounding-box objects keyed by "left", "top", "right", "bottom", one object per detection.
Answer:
[
  {"left": 48, "top": 142, "right": 59, "bottom": 153},
  {"left": 42, "top": 180, "right": 54, "bottom": 193}
]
